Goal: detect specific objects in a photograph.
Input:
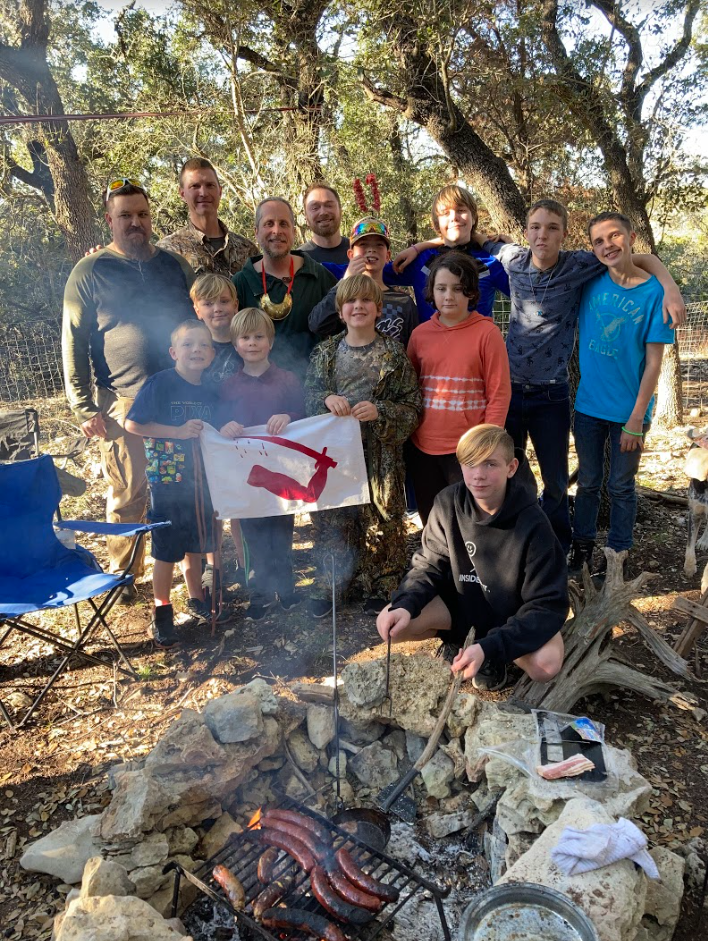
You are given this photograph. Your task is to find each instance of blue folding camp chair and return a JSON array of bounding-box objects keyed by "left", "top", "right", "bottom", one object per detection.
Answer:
[{"left": 0, "top": 455, "right": 168, "bottom": 729}]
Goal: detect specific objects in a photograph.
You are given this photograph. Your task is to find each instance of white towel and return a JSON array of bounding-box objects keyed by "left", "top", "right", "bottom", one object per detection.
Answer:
[{"left": 551, "top": 818, "right": 660, "bottom": 879}]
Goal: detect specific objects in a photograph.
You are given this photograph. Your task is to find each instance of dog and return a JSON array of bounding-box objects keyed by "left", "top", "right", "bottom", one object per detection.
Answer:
[{"left": 684, "top": 426, "right": 708, "bottom": 592}]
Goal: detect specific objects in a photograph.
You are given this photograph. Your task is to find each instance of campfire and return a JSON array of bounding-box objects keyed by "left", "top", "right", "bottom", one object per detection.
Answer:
[{"left": 169, "top": 796, "right": 451, "bottom": 940}]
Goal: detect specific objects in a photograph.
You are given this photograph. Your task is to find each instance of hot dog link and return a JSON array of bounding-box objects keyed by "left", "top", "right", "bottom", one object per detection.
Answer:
[
  {"left": 310, "top": 865, "right": 373, "bottom": 925},
  {"left": 335, "top": 848, "right": 399, "bottom": 903},
  {"left": 262, "top": 907, "right": 347, "bottom": 941},
  {"left": 257, "top": 827, "right": 316, "bottom": 872}
]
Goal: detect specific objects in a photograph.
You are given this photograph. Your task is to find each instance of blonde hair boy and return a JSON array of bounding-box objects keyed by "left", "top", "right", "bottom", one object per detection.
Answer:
[
  {"left": 189, "top": 272, "right": 238, "bottom": 306},
  {"left": 456, "top": 424, "right": 515, "bottom": 466},
  {"left": 335, "top": 274, "right": 383, "bottom": 315},
  {"left": 229, "top": 307, "right": 275, "bottom": 344}
]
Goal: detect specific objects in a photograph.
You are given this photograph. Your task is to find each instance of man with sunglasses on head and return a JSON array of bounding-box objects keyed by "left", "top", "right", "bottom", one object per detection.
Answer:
[{"left": 62, "top": 180, "right": 196, "bottom": 595}]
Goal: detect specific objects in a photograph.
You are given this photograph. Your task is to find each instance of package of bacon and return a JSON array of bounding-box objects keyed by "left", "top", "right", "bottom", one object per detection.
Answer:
[{"left": 533, "top": 709, "right": 607, "bottom": 783}]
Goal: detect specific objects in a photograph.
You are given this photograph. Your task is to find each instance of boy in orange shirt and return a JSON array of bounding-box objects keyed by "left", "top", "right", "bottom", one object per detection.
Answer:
[{"left": 406, "top": 252, "right": 511, "bottom": 524}]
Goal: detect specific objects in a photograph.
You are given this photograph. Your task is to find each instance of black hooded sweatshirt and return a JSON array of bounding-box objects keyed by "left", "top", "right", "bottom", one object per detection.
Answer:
[{"left": 390, "top": 450, "right": 569, "bottom": 663}]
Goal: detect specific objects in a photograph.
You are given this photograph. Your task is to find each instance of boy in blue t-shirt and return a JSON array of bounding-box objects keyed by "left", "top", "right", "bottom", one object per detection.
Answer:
[
  {"left": 126, "top": 320, "right": 219, "bottom": 647},
  {"left": 568, "top": 212, "right": 675, "bottom": 575}
]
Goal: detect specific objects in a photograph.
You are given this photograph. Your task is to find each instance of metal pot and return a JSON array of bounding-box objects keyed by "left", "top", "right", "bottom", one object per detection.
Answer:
[{"left": 458, "top": 883, "right": 600, "bottom": 941}]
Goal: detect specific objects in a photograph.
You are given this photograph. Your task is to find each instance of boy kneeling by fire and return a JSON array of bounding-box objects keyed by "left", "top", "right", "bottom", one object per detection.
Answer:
[{"left": 377, "top": 424, "right": 569, "bottom": 692}]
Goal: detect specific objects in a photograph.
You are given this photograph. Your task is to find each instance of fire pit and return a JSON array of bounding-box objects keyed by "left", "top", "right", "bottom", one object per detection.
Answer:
[{"left": 166, "top": 795, "right": 452, "bottom": 940}]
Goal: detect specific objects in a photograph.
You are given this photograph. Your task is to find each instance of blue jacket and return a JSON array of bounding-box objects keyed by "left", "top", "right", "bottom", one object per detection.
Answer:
[{"left": 324, "top": 246, "right": 509, "bottom": 323}]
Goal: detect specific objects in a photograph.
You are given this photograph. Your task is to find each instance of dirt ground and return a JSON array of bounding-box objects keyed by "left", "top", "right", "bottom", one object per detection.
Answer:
[{"left": 1, "top": 398, "right": 707, "bottom": 939}]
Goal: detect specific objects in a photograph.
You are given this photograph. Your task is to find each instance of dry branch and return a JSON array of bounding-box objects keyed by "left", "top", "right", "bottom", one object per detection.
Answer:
[{"left": 514, "top": 548, "right": 695, "bottom": 712}]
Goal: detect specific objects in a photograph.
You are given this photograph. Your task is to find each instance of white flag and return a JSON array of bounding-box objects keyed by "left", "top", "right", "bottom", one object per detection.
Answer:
[{"left": 200, "top": 414, "right": 370, "bottom": 520}]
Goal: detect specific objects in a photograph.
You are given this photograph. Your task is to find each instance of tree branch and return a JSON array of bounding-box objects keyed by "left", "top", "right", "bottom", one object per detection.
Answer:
[
  {"left": 636, "top": 0, "right": 700, "bottom": 99},
  {"left": 362, "top": 73, "right": 407, "bottom": 113}
]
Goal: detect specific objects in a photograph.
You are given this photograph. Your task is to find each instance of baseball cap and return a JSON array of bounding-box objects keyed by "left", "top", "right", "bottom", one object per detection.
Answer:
[{"left": 349, "top": 217, "right": 391, "bottom": 247}]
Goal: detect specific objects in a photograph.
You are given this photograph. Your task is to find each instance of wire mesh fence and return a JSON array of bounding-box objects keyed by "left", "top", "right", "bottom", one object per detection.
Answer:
[{"left": 2, "top": 295, "right": 708, "bottom": 411}]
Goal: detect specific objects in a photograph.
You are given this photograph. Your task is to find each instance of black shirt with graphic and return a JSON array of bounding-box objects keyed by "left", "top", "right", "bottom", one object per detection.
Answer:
[{"left": 127, "top": 368, "right": 217, "bottom": 487}]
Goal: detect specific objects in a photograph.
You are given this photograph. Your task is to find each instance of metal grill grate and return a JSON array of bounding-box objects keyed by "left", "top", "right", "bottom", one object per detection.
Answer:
[{"left": 168, "top": 795, "right": 451, "bottom": 940}]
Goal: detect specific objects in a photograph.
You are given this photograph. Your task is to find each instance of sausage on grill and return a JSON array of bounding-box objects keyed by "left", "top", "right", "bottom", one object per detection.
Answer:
[
  {"left": 335, "top": 847, "right": 399, "bottom": 903},
  {"left": 261, "top": 907, "right": 347, "bottom": 941},
  {"left": 257, "top": 846, "right": 281, "bottom": 884},
  {"left": 212, "top": 864, "right": 246, "bottom": 910},
  {"left": 252, "top": 873, "right": 293, "bottom": 920},
  {"left": 263, "top": 807, "right": 330, "bottom": 844},
  {"left": 257, "top": 827, "right": 316, "bottom": 873},
  {"left": 323, "top": 859, "right": 383, "bottom": 913},
  {"left": 310, "top": 865, "right": 374, "bottom": 925},
  {"left": 261, "top": 812, "right": 329, "bottom": 861}
]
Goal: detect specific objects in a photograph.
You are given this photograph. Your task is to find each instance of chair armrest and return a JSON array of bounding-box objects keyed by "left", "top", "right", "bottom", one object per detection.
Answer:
[{"left": 58, "top": 520, "right": 171, "bottom": 538}]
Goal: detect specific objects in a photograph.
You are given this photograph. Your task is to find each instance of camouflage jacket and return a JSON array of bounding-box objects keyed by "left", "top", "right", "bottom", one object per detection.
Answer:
[
  {"left": 305, "top": 333, "right": 422, "bottom": 520},
  {"left": 157, "top": 219, "right": 257, "bottom": 276}
]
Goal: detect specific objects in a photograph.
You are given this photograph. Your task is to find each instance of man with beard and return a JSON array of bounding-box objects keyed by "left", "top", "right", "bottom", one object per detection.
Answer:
[
  {"left": 62, "top": 181, "right": 196, "bottom": 590},
  {"left": 158, "top": 158, "right": 257, "bottom": 276},
  {"left": 298, "top": 183, "right": 350, "bottom": 264},
  {"left": 233, "top": 197, "right": 337, "bottom": 376}
]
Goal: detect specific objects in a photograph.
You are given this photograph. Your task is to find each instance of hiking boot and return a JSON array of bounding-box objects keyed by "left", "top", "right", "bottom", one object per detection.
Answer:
[
  {"left": 310, "top": 598, "right": 333, "bottom": 619},
  {"left": 362, "top": 597, "right": 388, "bottom": 616},
  {"left": 472, "top": 659, "right": 509, "bottom": 692},
  {"left": 151, "top": 604, "right": 178, "bottom": 648},
  {"left": 278, "top": 592, "right": 300, "bottom": 611},
  {"left": 435, "top": 640, "right": 460, "bottom": 664},
  {"left": 567, "top": 540, "right": 595, "bottom": 577},
  {"left": 245, "top": 601, "right": 273, "bottom": 622},
  {"left": 117, "top": 582, "right": 137, "bottom": 605},
  {"left": 187, "top": 597, "right": 232, "bottom": 625}
]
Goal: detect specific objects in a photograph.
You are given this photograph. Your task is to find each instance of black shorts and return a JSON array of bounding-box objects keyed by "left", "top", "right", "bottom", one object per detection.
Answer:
[
  {"left": 436, "top": 584, "right": 479, "bottom": 648},
  {"left": 148, "top": 485, "right": 215, "bottom": 563}
]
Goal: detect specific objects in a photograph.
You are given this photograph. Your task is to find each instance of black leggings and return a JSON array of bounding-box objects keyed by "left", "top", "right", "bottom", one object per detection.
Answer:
[{"left": 406, "top": 442, "right": 463, "bottom": 526}]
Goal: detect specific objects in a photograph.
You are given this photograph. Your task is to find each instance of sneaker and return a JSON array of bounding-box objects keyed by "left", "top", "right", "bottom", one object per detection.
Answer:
[
  {"left": 567, "top": 540, "right": 595, "bottom": 577},
  {"left": 310, "top": 598, "right": 333, "bottom": 619},
  {"left": 362, "top": 597, "right": 388, "bottom": 616},
  {"left": 472, "top": 659, "right": 509, "bottom": 692},
  {"left": 245, "top": 602, "right": 273, "bottom": 622},
  {"left": 117, "top": 582, "right": 137, "bottom": 605},
  {"left": 435, "top": 640, "right": 460, "bottom": 664},
  {"left": 150, "top": 604, "right": 178, "bottom": 648},
  {"left": 186, "top": 597, "right": 210, "bottom": 626},
  {"left": 279, "top": 592, "right": 300, "bottom": 611}
]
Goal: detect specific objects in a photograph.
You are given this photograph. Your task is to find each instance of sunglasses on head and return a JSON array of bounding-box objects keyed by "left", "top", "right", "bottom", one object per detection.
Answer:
[{"left": 105, "top": 177, "right": 145, "bottom": 200}]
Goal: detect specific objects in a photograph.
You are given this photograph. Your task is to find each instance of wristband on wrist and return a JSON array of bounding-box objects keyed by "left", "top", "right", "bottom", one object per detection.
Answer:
[{"left": 621, "top": 426, "right": 644, "bottom": 437}]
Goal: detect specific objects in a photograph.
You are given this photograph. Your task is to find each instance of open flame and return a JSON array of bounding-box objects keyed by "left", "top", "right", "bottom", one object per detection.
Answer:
[{"left": 248, "top": 806, "right": 262, "bottom": 829}]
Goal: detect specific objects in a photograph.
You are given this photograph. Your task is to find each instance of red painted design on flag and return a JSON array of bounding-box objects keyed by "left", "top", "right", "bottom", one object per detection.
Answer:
[{"left": 244, "top": 436, "right": 338, "bottom": 502}]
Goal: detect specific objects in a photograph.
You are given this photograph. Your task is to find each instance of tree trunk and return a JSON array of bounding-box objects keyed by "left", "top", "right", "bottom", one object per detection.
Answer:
[
  {"left": 0, "top": 1, "right": 100, "bottom": 262},
  {"left": 654, "top": 343, "right": 684, "bottom": 426}
]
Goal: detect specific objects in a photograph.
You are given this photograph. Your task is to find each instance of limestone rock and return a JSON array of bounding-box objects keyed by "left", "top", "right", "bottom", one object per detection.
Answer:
[
  {"left": 405, "top": 731, "right": 426, "bottom": 764},
  {"left": 80, "top": 857, "right": 135, "bottom": 899},
  {"left": 383, "top": 729, "right": 406, "bottom": 761},
  {"left": 496, "top": 777, "right": 563, "bottom": 837},
  {"left": 463, "top": 702, "right": 535, "bottom": 789},
  {"left": 111, "top": 832, "right": 169, "bottom": 871},
  {"left": 165, "top": 828, "right": 199, "bottom": 857},
  {"left": 328, "top": 750, "right": 348, "bottom": 777},
  {"left": 20, "top": 814, "right": 103, "bottom": 884},
  {"left": 130, "top": 864, "right": 171, "bottom": 899},
  {"left": 54, "top": 894, "right": 191, "bottom": 941},
  {"left": 203, "top": 690, "right": 264, "bottom": 744},
  {"left": 341, "top": 659, "right": 387, "bottom": 707},
  {"left": 198, "top": 813, "right": 242, "bottom": 859},
  {"left": 307, "top": 704, "right": 335, "bottom": 750},
  {"left": 424, "top": 810, "right": 473, "bottom": 839},
  {"left": 100, "top": 772, "right": 168, "bottom": 845},
  {"left": 420, "top": 750, "right": 454, "bottom": 799},
  {"left": 287, "top": 727, "right": 320, "bottom": 772},
  {"left": 339, "top": 655, "right": 450, "bottom": 736},
  {"left": 240, "top": 678, "right": 279, "bottom": 715},
  {"left": 439, "top": 737, "right": 466, "bottom": 779},
  {"left": 498, "top": 796, "right": 647, "bottom": 941},
  {"left": 146, "top": 710, "right": 227, "bottom": 773},
  {"left": 633, "top": 848, "right": 685, "bottom": 941},
  {"left": 447, "top": 691, "right": 482, "bottom": 739},
  {"left": 340, "top": 717, "right": 385, "bottom": 745},
  {"left": 349, "top": 741, "right": 399, "bottom": 790},
  {"left": 158, "top": 799, "right": 222, "bottom": 832}
]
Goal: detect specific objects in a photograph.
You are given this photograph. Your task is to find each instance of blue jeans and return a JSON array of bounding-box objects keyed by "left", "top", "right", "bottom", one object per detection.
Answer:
[
  {"left": 572, "top": 411, "right": 648, "bottom": 551},
  {"left": 506, "top": 382, "right": 571, "bottom": 551}
]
